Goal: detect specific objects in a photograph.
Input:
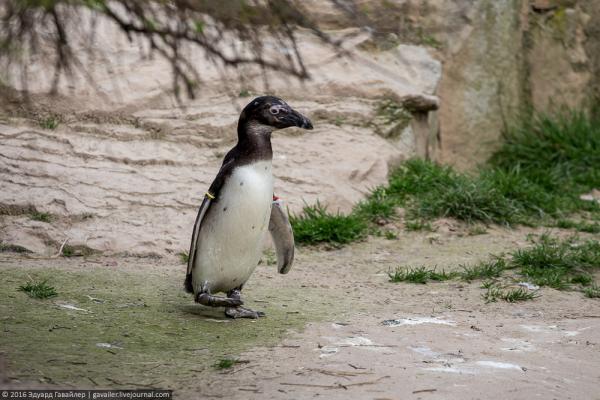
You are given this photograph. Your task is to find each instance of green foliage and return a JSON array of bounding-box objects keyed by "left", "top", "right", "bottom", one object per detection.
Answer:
[
  {"left": 18, "top": 280, "right": 57, "bottom": 299},
  {"left": 260, "top": 249, "right": 277, "bottom": 266},
  {"left": 483, "top": 286, "right": 539, "bottom": 303},
  {"left": 292, "top": 107, "right": 599, "bottom": 245},
  {"left": 388, "top": 266, "right": 456, "bottom": 284},
  {"left": 467, "top": 225, "right": 488, "bottom": 236},
  {"left": 384, "top": 230, "right": 398, "bottom": 240},
  {"left": 387, "top": 159, "right": 525, "bottom": 224},
  {"left": 510, "top": 235, "right": 600, "bottom": 289},
  {"left": 556, "top": 219, "right": 600, "bottom": 233},
  {"left": 178, "top": 251, "right": 189, "bottom": 264},
  {"left": 584, "top": 284, "right": 600, "bottom": 298},
  {"left": 571, "top": 274, "right": 593, "bottom": 286},
  {"left": 61, "top": 244, "right": 96, "bottom": 257},
  {"left": 39, "top": 116, "right": 59, "bottom": 130},
  {"left": 481, "top": 280, "right": 496, "bottom": 289},
  {"left": 214, "top": 358, "right": 237, "bottom": 369},
  {"left": 30, "top": 211, "right": 53, "bottom": 223},
  {"left": 355, "top": 187, "right": 397, "bottom": 222},
  {"left": 459, "top": 259, "right": 507, "bottom": 282},
  {"left": 404, "top": 219, "right": 434, "bottom": 232},
  {"left": 376, "top": 99, "right": 412, "bottom": 126},
  {"left": 490, "top": 108, "right": 600, "bottom": 194},
  {"left": 0, "top": 242, "right": 30, "bottom": 253},
  {"left": 289, "top": 202, "right": 367, "bottom": 245}
]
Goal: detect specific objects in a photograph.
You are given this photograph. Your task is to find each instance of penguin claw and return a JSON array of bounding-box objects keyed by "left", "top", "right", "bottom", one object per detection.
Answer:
[
  {"left": 225, "top": 307, "right": 266, "bottom": 319},
  {"left": 196, "top": 292, "right": 243, "bottom": 307}
]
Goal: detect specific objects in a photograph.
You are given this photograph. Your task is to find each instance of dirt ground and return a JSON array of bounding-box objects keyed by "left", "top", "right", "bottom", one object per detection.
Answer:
[{"left": 1, "top": 225, "right": 599, "bottom": 399}]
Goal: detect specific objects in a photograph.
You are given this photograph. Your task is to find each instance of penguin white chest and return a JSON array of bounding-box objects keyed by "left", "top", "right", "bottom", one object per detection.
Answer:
[{"left": 193, "top": 160, "right": 274, "bottom": 293}]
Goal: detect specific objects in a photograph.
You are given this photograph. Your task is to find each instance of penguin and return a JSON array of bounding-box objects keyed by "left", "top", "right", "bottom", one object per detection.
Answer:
[{"left": 185, "top": 96, "right": 313, "bottom": 319}]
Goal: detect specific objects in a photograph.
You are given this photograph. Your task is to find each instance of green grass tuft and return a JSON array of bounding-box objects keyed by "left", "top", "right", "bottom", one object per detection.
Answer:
[
  {"left": 490, "top": 108, "right": 600, "bottom": 194},
  {"left": 384, "top": 230, "right": 398, "bottom": 240},
  {"left": 39, "top": 116, "right": 59, "bottom": 130},
  {"left": 178, "top": 251, "right": 189, "bottom": 264},
  {"left": 18, "top": 280, "right": 57, "bottom": 299},
  {"left": 61, "top": 244, "right": 96, "bottom": 258},
  {"left": 289, "top": 201, "right": 367, "bottom": 246},
  {"left": 388, "top": 266, "right": 456, "bottom": 284},
  {"left": 355, "top": 187, "right": 397, "bottom": 222},
  {"left": 510, "top": 235, "right": 600, "bottom": 289},
  {"left": 459, "top": 258, "right": 507, "bottom": 282},
  {"left": 214, "top": 358, "right": 238, "bottom": 369},
  {"left": 584, "top": 284, "right": 600, "bottom": 298},
  {"left": 0, "top": 242, "right": 30, "bottom": 253},
  {"left": 483, "top": 285, "right": 539, "bottom": 303},
  {"left": 404, "top": 219, "right": 434, "bottom": 232},
  {"left": 556, "top": 219, "right": 600, "bottom": 233},
  {"left": 467, "top": 225, "right": 488, "bottom": 236},
  {"left": 30, "top": 211, "right": 53, "bottom": 223},
  {"left": 571, "top": 274, "right": 593, "bottom": 286},
  {"left": 481, "top": 280, "right": 496, "bottom": 289}
]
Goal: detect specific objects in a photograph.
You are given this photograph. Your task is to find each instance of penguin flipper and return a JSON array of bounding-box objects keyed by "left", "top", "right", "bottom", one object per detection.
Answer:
[
  {"left": 269, "top": 198, "right": 295, "bottom": 274},
  {"left": 185, "top": 195, "right": 212, "bottom": 293}
]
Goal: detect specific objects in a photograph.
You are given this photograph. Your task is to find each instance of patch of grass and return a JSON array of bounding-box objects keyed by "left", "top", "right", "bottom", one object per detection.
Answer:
[
  {"left": 459, "top": 258, "right": 507, "bottom": 282},
  {"left": 510, "top": 235, "right": 600, "bottom": 289},
  {"left": 483, "top": 285, "right": 539, "bottom": 303},
  {"left": 334, "top": 116, "right": 345, "bottom": 126},
  {"left": 214, "top": 358, "right": 238, "bottom": 369},
  {"left": 584, "top": 284, "right": 600, "bottom": 298},
  {"left": 289, "top": 201, "right": 367, "bottom": 246},
  {"left": 30, "top": 211, "right": 53, "bottom": 223},
  {"left": 178, "top": 251, "right": 189, "bottom": 264},
  {"left": 291, "top": 107, "right": 599, "bottom": 245},
  {"left": 502, "top": 287, "right": 540, "bottom": 303},
  {"left": 404, "top": 219, "right": 434, "bottom": 232},
  {"left": 376, "top": 98, "right": 412, "bottom": 126},
  {"left": 0, "top": 242, "right": 30, "bottom": 253},
  {"left": 384, "top": 230, "right": 398, "bottom": 240},
  {"left": 490, "top": 108, "right": 600, "bottom": 195},
  {"left": 467, "top": 225, "right": 488, "bottom": 236},
  {"left": 388, "top": 266, "right": 456, "bottom": 284},
  {"left": 238, "top": 89, "right": 250, "bottom": 97},
  {"left": 556, "top": 219, "right": 600, "bottom": 233},
  {"left": 39, "top": 116, "right": 59, "bottom": 130},
  {"left": 481, "top": 280, "right": 496, "bottom": 289},
  {"left": 260, "top": 249, "right": 277, "bottom": 266},
  {"left": 385, "top": 159, "right": 531, "bottom": 225},
  {"left": 355, "top": 187, "right": 397, "bottom": 222},
  {"left": 571, "top": 274, "right": 593, "bottom": 286},
  {"left": 61, "top": 244, "right": 96, "bottom": 257},
  {"left": 18, "top": 280, "right": 57, "bottom": 299}
]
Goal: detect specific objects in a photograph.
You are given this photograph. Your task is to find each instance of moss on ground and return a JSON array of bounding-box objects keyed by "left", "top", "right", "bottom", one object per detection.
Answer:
[{"left": 0, "top": 262, "right": 337, "bottom": 388}]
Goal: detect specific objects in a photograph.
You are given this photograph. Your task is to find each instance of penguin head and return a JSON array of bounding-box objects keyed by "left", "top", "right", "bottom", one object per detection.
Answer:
[{"left": 239, "top": 96, "right": 313, "bottom": 131}]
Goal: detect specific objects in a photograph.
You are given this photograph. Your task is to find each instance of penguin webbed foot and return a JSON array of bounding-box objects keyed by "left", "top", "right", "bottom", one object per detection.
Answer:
[
  {"left": 225, "top": 306, "right": 265, "bottom": 319},
  {"left": 195, "top": 292, "right": 243, "bottom": 307}
]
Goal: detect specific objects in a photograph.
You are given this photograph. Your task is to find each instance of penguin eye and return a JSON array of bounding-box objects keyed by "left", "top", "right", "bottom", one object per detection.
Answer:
[{"left": 269, "top": 106, "right": 280, "bottom": 115}]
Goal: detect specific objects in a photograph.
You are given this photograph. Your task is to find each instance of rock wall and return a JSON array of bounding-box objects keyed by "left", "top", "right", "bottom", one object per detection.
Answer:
[
  {"left": 429, "top": 0, "right": 599, "bottom": 168},
  {"left": 0, "top": 16, "right": 442, "bottom": 256},
  {"left": 346, "top": 0, "right": 599, "bottom": 169},
  {"left": 1, "top": 0, "right": 598, "bottom": 255}
]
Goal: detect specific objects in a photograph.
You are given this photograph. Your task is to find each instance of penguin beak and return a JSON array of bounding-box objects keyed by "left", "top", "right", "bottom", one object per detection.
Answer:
[{"left": 286, "top": 109, "right": 313, "bottom": 130}]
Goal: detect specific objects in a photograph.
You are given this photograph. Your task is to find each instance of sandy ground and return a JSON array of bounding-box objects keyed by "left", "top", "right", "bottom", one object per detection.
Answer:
[{"left": 1, "top": 225, "right": 599, "bottom": 399}]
